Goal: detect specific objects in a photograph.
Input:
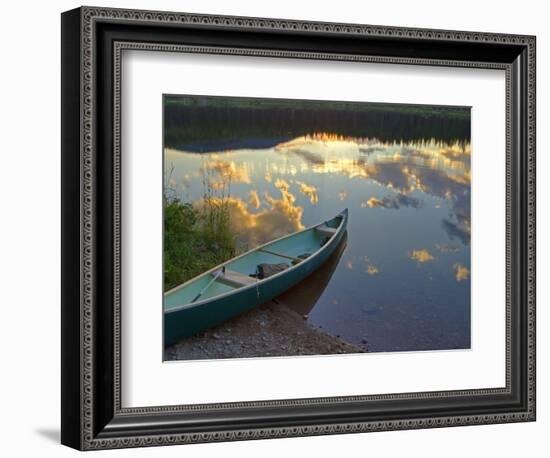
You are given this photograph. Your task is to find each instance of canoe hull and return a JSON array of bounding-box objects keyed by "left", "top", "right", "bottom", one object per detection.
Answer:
[{"left": 165, "top": 211, "right": 347, "bottom": 346}]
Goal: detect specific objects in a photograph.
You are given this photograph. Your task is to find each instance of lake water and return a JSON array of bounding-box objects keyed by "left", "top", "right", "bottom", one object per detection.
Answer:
[{"left": 164, "top": 132, "right": 471, "bottom": 352}]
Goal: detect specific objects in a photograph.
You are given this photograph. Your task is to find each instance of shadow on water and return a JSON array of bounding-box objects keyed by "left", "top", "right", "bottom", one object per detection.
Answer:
[{"left": 273, "top": 232, "right": 348, "bottom": 317}]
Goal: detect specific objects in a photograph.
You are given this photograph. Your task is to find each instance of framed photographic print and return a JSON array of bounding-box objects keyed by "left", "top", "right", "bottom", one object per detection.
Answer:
[{"left": 61, "top": 6, "right": 536, "bottom": 450}]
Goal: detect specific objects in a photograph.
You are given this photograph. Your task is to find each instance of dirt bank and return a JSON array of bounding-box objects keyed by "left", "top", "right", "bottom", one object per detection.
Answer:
[{"left": 165, "top": 300, "right": 365, "bottom": 361}]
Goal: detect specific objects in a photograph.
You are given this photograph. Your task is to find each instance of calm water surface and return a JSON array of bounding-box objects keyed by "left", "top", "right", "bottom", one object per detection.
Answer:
[{"left": 165, "top": 133, "right": 471, "bottom": 352}]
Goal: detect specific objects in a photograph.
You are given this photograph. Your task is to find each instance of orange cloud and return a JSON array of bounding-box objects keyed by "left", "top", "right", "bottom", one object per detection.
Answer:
[
  {"left": 296, "top": 180, "right": 319, "bottom": 205},
  {"left": 366, "top": 265, "right": 379, "bottom": 275},
  {"left": 453, "top": 263, "right": 470, "bottom": 282},
  {"left": 203, "top": 159, "right": 251, "bottom": 184},
  {"left": 410, "top": 249, "right": 435, "bottom": 263},
  {"left": 195, "top": 179, "right": 305, "bottom": 249}
]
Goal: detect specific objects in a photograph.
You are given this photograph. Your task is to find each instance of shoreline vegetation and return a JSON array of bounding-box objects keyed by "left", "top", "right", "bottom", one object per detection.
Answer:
[
  {"left": 163, "top": 166, "right": 237, "bottom": 292},
  {"left": 165, "top": 94, "right": 471, "bottom": 149}
]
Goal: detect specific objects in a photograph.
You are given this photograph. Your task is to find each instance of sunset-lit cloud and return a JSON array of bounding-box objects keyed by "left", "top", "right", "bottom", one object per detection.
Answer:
[
  {"left": 410, "top": 249, "right": 435, "bottom": 263},
  {"left": 203, "top": 159, "right": 251, "bottom": 184},
  {"left": 274, "top": 178, "right": 290, "bottom": 193},
  {"left": 436, "top": 243, "right": 460, "bottom": 253},
  {"left": 248, "top": 190, "right": 260, "bottom": 209},
  {"left": 230, "top": 196, "right": 304, "bottom": 247},
  {"left": 296, "top": 181, "right": 319, "bottom": 205},
  {"left": 453, "top": 263, "right": 470, "bottom": 282},
  {"left": 194, "top": 179, "right": 304, "bottom": 249},
  {"left": 442, "top": 218, "right": 470, "bottom": 246},
  {"left": 366, "top": 265, "right": 379, "bottom": 275},
  {"left": 363, "top": 193, "right": 422, "bottom": 210},
  {"left": 274, "top": 137, "right": 470, "bottom": 222},
  {"left": 359, "top": 146, "right": 385, "bottom": 154},
  {"left": 170, "top": 134, "right": 471, "bottom": 258},
  {"left": 440, "top": 142, "right": 471, "bottom": 160},
  {"left": 284, "top": 148, "right": 326, "bottom": 166}
]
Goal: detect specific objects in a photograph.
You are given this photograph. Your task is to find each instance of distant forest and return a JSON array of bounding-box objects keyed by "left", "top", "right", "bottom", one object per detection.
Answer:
[{"left": 164, "top": 95, "right": 471, "bottom": 152}]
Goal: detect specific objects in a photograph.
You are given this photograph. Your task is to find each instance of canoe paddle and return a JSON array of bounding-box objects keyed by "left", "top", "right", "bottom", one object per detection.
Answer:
[{"left": 190, "top": 268, "right": 224, "bottom": 303}]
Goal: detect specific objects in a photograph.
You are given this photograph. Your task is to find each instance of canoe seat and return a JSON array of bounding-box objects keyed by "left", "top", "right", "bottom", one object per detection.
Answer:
[
  {"left": 316, "top": 225, "right": 337, "bottom": 238},
  {"left": 219, "top": 269, "right": 257, "bottom": 288}
]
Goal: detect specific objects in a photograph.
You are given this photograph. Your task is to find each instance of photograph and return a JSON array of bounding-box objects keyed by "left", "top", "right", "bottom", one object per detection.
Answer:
[{"left": 163, "top": 95, "right": 472, "bottom": 361}]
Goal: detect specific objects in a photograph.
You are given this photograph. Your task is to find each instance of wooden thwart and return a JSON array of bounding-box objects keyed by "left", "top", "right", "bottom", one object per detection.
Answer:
[
  {"left": 316, "top": 225, "right": 337, "bottom": 238},
  {"left": 258, "top": 248, "right": 303, "bottom": 263},
  {"left": 219, "top": 269, "right": 257, "bottom": 288}
]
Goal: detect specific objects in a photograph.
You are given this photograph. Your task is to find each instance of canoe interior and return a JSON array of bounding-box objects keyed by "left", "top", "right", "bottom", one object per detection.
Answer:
[{"left": 164, "top": 213, "right": 345, "bottom": 311}]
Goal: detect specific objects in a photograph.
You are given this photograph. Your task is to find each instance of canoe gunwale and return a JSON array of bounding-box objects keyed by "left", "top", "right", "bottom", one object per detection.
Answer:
[{"left": 165, "top": 209, "right": 348, "bottom": 314}]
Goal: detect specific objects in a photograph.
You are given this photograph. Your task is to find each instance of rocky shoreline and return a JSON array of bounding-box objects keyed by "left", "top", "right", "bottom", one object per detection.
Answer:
[{"left": 165, "top": 300, "right": 365, "bottom": 361}]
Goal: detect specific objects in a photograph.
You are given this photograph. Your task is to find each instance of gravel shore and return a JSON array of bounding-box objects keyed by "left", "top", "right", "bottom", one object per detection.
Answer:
[{"left": 165, "top": 300, "right": 365, "bottom": 361}]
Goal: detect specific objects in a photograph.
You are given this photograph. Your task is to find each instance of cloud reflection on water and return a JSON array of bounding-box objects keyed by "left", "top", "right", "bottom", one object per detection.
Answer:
[
  {"left": 453, "top": 263, "right": 470, "bottom": 282},
  {"left": 273, "top": 134, "right": 471, "bottom": 246},
  {"left": 213, "top": 176, "right": 305, "bottom": 249},
  {"left": 202, "top": 158, "right": 251, "bottom": 184},
  {"left": 363, "top": 193, "right": 423, "bottom": 210},
  {"left": 166, "top": 132, "right": 471, "bottom": 252},
  {"left": 410, "top": 249, "right": 435, "bottom": 263},
  {"left": 296, "top": 180, "right": 319, "bottom": 205}
]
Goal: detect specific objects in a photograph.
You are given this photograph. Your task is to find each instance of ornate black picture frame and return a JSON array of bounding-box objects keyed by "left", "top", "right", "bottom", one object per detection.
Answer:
[{"left": 61, "top": 6, "right": 536, "bottom": 450}]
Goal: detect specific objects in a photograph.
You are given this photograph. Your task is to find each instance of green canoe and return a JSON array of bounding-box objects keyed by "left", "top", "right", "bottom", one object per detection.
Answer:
[{"left": 164, "top": 209, "right": 348, "bottom": 346}]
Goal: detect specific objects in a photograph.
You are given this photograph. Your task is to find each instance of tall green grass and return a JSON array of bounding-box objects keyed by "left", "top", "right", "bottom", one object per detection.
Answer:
[{"left": 163, "top": 164, "right": 236, "bottom": 291}]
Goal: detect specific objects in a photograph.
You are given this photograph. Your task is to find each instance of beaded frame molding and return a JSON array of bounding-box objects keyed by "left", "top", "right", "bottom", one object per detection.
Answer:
[{"left": 61, "top": 6, "right": 536, "bottom": 451}]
